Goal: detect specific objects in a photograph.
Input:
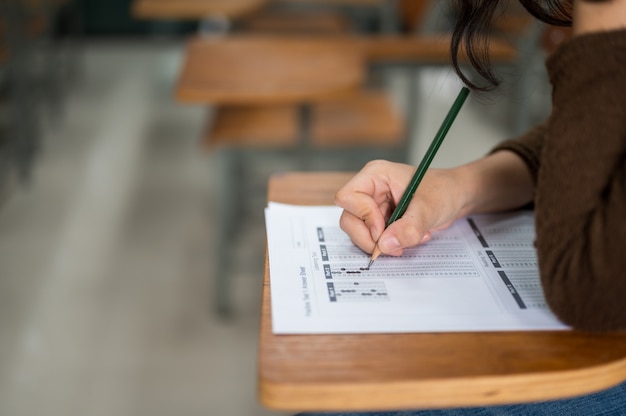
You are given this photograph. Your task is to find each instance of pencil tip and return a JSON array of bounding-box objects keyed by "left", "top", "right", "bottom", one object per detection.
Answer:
[{"left": 366, "top": 259, "right": 374, "bottom": 270}]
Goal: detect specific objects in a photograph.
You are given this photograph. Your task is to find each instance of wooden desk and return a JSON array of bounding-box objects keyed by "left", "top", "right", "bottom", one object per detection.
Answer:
[
  {"left": 175, "top": 36, "right": 517, "bottom": 103},
  {"left": 132, "top": 0, "right": 268, "bottom": 19},
  {"left": 176, "top": 36, "right": 365, "bottom": 105},
  {"left": 258, "top": 172, "right": 626, "bottom": 412}
]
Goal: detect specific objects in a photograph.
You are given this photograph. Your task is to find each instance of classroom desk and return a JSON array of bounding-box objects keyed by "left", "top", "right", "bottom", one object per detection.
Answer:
[
  {"left": 176, "top": 36, "right": 365, "bottom": 105},
  {"left": 258, "top": 172, "right": 626, "bottom": 413},
  {"left": 132, "top": 0, "right": 268, "bottom": 20}
]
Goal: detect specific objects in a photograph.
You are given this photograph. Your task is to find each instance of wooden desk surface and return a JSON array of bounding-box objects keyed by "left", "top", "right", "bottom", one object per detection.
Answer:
[
  {"left": 258, "top": 172, "right": 626, "bottom": 412},
  {"left": 176, "top": 37, "right": 365, "bottom": 105},
  {"left": 174, "top": 35, "right": 518, "bottom": 105},
  {"left": 132, "top": 0, "right": 268, "bottom": 19}
]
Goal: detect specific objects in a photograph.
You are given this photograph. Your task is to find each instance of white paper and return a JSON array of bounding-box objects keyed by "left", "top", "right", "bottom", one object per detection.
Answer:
[{"left": 264, "top": 203, "right": 570, "bottom": 334}]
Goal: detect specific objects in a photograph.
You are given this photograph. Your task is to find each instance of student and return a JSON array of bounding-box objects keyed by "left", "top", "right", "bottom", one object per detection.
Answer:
[
  {"left": 337, "top": 0, "right": 626, "bottom": 332},
  {"left": 300, "top": 0, "right": 626, "bottom": 414}
]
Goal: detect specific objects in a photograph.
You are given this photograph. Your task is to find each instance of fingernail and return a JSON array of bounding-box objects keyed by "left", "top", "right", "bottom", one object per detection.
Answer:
[
  {"left": 379, "top": 236, "right": 401, "bottom": 252},
  {"left": 369, "top": 226, "right": 381, "bottom": 242}
]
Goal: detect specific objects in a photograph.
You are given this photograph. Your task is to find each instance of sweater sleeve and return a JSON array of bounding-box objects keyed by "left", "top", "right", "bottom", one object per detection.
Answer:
[
  {"left": 533, "top": 29, "right": 626, "bottom": 331},
  {"left": 490, "top": 123, "right": 547, "bottom": 184}
]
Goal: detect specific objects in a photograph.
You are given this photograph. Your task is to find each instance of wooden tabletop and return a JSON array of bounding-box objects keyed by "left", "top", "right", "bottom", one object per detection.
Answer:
[
  {"left": 176, "top": 37, "right": 365, "bottom": 104},
  {"left": 258, "top": 172, "right": 626, "bottom": 412},
  {"left": 132, "top": 0, "right": 268, "bottom": 19},
  {"left": 175, "top": 34, "right": 518, "bottom": 105}
]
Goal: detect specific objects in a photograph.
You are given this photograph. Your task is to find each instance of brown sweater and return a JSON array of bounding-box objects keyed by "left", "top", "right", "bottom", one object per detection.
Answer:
[{"left": 493, "top": 29, "right": 626, "bottom": 331}]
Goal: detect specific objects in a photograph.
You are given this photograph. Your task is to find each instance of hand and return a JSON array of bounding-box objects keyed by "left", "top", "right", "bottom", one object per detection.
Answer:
[
  {"left": 335, "top": 151, "right": 535, "bottom": 257},
  {"left": 334, "top": 160, "right": 470, "bottom": 257}
]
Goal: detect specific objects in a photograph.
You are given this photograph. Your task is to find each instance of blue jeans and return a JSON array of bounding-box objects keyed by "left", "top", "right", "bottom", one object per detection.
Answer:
[{"left": 298, "top": 381, "right": 626, "bottom": 416}]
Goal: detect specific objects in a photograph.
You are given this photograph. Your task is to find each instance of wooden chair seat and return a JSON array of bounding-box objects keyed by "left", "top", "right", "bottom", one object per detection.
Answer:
[
  {"left": 204, "top": 91, "right": 405, "bottom": 150},
  {"left": 131, "top": 0, "right": 268, "bottom": 19},
  {"left": 205, "top": 105, "right": 298, "bottom": 149},
  {"left": 312, "top": 91, "right": 405, "bottom": 147}
]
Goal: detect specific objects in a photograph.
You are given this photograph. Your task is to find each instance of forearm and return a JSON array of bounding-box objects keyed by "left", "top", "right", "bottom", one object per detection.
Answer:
[{"left": 453, "top": 150, "right": 535, "bottom": 218}]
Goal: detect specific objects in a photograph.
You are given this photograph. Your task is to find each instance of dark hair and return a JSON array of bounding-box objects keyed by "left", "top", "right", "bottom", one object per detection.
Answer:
[{"left": 450, "top": 0, "right": 606, "bottom": 90}]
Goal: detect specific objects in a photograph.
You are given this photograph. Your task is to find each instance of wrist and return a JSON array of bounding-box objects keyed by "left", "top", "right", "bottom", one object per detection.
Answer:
[
  {"left": 453, "top": 151, "right": 535, "bottom": 215},
  {"left": 451, "top": 163, "right": 481, "bottom": 218}
]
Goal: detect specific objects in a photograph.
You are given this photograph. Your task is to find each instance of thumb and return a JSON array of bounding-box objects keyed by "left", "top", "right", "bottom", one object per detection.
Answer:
[{"left": 377, "top": 217, "right": 428, "bottom": 256}]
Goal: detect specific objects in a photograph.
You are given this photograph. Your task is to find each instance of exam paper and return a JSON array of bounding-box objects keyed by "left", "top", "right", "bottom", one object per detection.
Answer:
[{"left": 264, "top": 203, "right": 570, "bottom": 334}]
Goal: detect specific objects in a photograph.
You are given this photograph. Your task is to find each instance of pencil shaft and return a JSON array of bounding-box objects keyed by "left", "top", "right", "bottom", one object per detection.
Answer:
[
  {"left": 386, "top": 87, "right": 470, "bottom": 227},
  {"left": 367, "top": 87, "right": 469, "bottom": 268}
]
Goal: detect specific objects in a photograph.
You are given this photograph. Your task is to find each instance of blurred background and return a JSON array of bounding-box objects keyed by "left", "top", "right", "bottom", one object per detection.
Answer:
[{"left": 0, "top": 1, "right": 568, "bottom": 415}]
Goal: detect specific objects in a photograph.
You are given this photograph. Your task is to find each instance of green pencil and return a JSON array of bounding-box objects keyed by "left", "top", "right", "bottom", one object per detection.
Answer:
[{"left": 367, "top": 86, "right": 470, "bottom": 268}]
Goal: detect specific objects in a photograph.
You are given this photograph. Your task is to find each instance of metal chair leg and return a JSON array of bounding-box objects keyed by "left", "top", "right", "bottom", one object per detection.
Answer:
[{"left": 213, "top": 147, "right": 239, "bottom": 317}]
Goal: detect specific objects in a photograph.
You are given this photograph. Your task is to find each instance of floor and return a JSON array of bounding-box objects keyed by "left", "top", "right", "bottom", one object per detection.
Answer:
[{"left": 0, "top": 39, "right": 550, "bottom": 416}]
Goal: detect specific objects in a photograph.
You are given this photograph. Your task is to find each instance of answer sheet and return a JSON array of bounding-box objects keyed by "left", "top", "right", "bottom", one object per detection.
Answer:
[{"left": 264, "top": 203, "right": 570, "bottom": 334}]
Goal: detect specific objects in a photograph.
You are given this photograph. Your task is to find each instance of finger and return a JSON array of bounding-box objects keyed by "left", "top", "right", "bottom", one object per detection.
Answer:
[
  {"left": 335, "top": 189, "right": 388, "bottom": 242},
  {"left": 339, "top": 211, "right": 377, "bottom": 253}
]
